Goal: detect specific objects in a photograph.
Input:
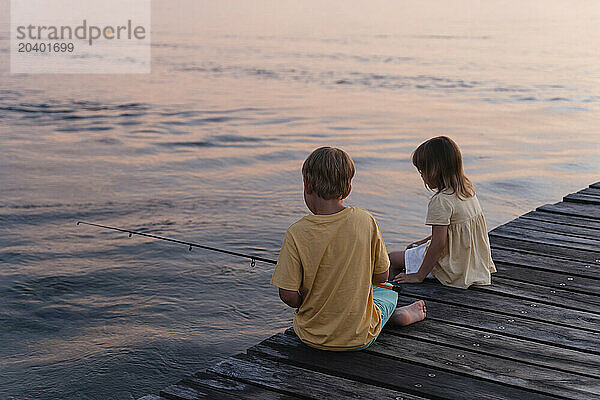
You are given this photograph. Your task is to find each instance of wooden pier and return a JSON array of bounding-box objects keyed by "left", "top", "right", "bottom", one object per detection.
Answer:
[{"left": 140, "top": 182, "right": 600, "bottom": 400}]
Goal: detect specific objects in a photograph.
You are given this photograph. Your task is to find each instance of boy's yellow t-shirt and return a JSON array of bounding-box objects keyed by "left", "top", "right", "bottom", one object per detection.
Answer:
[{"left": 270, "top": 206, "right": 390, "bottom": 351}]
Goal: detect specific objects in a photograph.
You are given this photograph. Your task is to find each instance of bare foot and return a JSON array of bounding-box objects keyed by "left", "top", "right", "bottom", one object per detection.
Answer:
[{"left": 390, "top": 300, "right": 426, "bottom": 326}]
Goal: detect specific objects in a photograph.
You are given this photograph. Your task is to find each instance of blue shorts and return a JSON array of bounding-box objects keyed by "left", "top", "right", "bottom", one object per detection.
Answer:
[{"left": 352, "top": 283, "right": 398, "bottom": 351}]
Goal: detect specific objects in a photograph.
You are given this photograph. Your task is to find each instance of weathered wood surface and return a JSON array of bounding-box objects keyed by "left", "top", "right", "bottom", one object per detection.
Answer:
[
  {"left": 479, "top": 276, "right": 600, "bottom": 311},
  {"left": 210, "top": 353, "right": 428, "bottom": 400},
  {"left": 140, "top": 182, "right": 600, "bottom": 400},
  {"left": 396, "top": 294, "right": 600, "bottom": 353},
  {"left": 490, "top": 224, "right": 600, "bottom": 251},
  {"left": 490, "top": 235, "right": 599, "bottom": 264},
  {"left": 399, "top": 282, "right": 600, "bottom": 332},
  {"left": 490, "top": 247, "right": 599, "bottom": 279},
  {"left": 537, "top": 201, "right": 600, "bottom": 220},
  {"left": 183, "top": 371, "right": 300, "bottom": 399},
  {"left": 369, "top": 332, "right": 600, "bottom": 399},
  {"left": 521, "top": 209, "right": 600, "bottom": 231},
  {"left": 565, "top": 193, "right": 600, "bottom": 206},
  {"left": 496, "top": 215, "right": 600, "bottom": 240},
  {"left": 576, "top": 187, "right": 600, "bottom": 198},
  {"left": 249, "top": 333, "right": 557, "bottom": 400},
  {"left": 387, "top": 320, "right": 599, "bottom": 377},
  {"left": 491, "top": 262, "right": 600, "bottom": 295}
]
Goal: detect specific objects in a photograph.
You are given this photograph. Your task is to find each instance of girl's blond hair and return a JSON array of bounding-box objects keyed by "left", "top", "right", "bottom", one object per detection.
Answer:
[{"left": 412, "top": 136, "right": 475, "bottom": 199}]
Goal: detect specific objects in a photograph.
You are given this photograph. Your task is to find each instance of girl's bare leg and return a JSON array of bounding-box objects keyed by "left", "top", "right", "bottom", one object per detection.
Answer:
[
  {"left": 388, "top": 251, "right": 406, "bottom": 280},
  {"left": 389, "top": 300, "right": 427, "bottom": 326}
]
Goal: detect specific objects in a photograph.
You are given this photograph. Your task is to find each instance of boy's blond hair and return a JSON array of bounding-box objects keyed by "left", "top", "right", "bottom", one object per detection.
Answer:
[{"left": 302, "top": 147, "right": 355, "bottom": 200}]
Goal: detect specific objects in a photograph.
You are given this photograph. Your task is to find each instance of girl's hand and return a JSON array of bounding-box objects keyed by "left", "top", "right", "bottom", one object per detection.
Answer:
[{"left": 392, "top": 273, "right": 424, "bottom": 284}]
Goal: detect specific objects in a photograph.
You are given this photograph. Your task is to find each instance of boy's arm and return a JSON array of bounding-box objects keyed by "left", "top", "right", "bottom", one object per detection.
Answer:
[
  {"left": 278, "top": 288, "right": 303, "bottom": 308},
  {"left": 372, "top": 269, "right": 389, "bottom": 284},
  {"left": 393, "top": 225, "right": 448, "bottom": 283},
  {"left": 271, "top": 230, "right": 303, "bottom": 308},
  {"left": 371, "top": 215, "right": 391, "bottom": 284}
]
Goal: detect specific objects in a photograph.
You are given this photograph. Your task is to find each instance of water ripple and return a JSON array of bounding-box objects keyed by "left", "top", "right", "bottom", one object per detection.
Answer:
[{"left": 176, "top": 61, "right": 591, "bottom": 105}]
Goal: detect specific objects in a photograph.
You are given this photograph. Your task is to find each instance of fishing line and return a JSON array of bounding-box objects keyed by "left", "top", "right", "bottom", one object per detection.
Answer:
[
  {"left": 76, "top": 221, "right": 276, "bottom": 267},
  {"left": 76, "top": 221, "right": 398, "bottom": 290}
]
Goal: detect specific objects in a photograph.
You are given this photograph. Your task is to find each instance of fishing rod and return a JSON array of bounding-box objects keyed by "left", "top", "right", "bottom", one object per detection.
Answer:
[
  {"left": 76, "top": 221, "right": 398, "bottom": 290},
  {"left": 76, "top": 221, "right": 277, "bottom": 267}
]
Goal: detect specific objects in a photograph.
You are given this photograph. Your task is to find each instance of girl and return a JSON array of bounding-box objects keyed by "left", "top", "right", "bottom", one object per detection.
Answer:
[{"left": 390, "top": 136, "right": 496, "bottom": 289}]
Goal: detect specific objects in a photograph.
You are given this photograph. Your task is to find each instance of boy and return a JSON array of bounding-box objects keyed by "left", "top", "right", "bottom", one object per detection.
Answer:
[{"left": 271, "top": 147, "right": 426, "bottom": 351}]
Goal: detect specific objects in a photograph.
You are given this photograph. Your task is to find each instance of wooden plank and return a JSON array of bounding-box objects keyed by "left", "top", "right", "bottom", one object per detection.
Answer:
[
  {"left": 160, "top": 384, "right": 234, "bottom": 400},
  {"left": 184, "top": 371, "right": 299, "bottom": 400},
  {"left": 249, "top": 332, "right": 556, "bottom": 400},
  {"left": 491, "top": 247, "right": 600, "bottom": 279},
  {"left": 366, "top": 332, "right": 600, "bottom": 400},
  {"left": 564, "top": 193, "right": 600, "bottom": 206},
  {"left": 490, "top": 236, "right": 600, "bottom": 265},
  {"left": 395, "top": 294, "right": 600, "bottom": 353},
  {"left": 493, "top": 264, "right": 600, "bottom": 297},
  {"left": 495, "top": 216, "right": 600, "bottom": 240},
  {"left": 476, "top": 277, "right": 600, "bottom": 312},
  {"left": 398, "top": 281, "right": 600, "bottom": 332},
  {"left": 385, "top": 320, "right": 599, "bottom": 378},
  {"left": 578, "top": 187, "right": 600, "bottom": 198},
  {"left": 490, "top": 225, "right": 600, "bottom": 252},
  {"left": 537, "top": 202, "right": 600, "bottom": 220},
  {"left": 209, "top": 353, "right": 429, "bottom": 400},
  {"left": 520, "top": 210, "right": 600, "bottom": 231}
]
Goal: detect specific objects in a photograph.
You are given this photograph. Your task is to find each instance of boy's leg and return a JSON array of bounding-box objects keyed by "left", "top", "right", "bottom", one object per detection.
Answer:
[
  {"left": 355, "top": 286, "right": 425, "bottom": 350},
  {"left": 389, "top": 300, "right": 427, "bottom": 326},
  {"left": 349, "top": 285, "right": 398, "bottom": 351},
  {"left": 372, "top": 284, "right": 399, "bottom": 326},
  {"left": 388, "top": 251, "right": 406, "bottom": 280}
]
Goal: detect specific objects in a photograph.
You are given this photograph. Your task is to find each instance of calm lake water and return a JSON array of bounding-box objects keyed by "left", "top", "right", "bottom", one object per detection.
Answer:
[{"left": 1, "top": 1, "right": 600, "bottom": 399}]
